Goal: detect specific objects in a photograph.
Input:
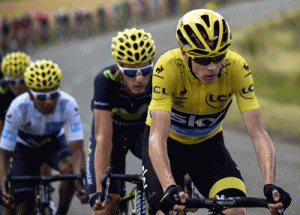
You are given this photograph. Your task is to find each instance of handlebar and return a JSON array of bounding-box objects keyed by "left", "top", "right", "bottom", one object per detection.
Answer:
[{"left": 183, "top": 197, "right": 283, "bottom": 215}]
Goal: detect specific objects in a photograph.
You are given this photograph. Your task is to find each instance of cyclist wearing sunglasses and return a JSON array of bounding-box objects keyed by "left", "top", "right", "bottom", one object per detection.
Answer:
[
  {"left": 87, "top": 28, "right": 156, "bottom": 215},
  {"left": 0, "top": 52, "right": 30, "bottom": 135},
  {"left": 0, "top": 60, "right": 88, "bottom": 215},
  {"left": 142, "top": 9, "right": 291, "bottom": 215}
]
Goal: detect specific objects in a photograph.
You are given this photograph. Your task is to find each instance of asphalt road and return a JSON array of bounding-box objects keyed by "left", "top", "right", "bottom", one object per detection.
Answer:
[{"left": 32, "top": 0, "right": 300, "bottom": 214}]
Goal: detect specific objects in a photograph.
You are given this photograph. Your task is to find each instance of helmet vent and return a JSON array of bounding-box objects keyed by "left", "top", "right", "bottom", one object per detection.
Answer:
[
  {"left": 135, "top": 53, "right": 140, "bottom": 61},
  {"left": 201, "top": 15, "right": 210, "bottom": 27},
  {"left": 120, "top": 45, "right": 125, "bottom": 51},
  {"left": 127, "top": 51, "right": 133, "bottom": 56},
  {"left": 221, "top": 20, "right": 228, "bottom": 46},
  {"left": 141, "top": 56, "right": 147, "bottom": 62},
  {"left": 126, "top": 42, "right": 131, "bottom": 49},
  {"left": 218, "top": 44, "right": 230, "bottom": 53},
  {"left": 140, "top": 41, "right": 144, "bottom": 47},
  {"left": 138, "top": 33, "right": 142, "bottom": 38},
  {"left": 184, "top": 25, "right": 204, "bottom": 49},
  {"left": 148, "top": 47, "right": 153, "bottom": 55},
  {"left": 131, "top": 35, "right": 136, "bottom": 41},
  {"left": 177, "top": 29, "right": 191, "bottom": 48},
  {"left": 118, "top": 51, "right": 125, "bottom": 57},
  {"left": 133, "top": 43, "right": 138, "bottom": 50},
  {"left": 141, "top": 49, "right": 145, "bottom": 56}
]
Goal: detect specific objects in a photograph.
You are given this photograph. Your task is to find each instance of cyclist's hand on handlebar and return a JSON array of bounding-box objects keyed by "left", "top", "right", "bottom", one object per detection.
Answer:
[
  {"left": 76, "top": 188, "right": 89, "bottom": 204},
  {"left": 160, "top": 185, "right": 188, "bottom": 214},
  {"left": 0, "top": 191, "right": 15, "bottom": 209},
  {"left": 264, "top": 184, "right": 291, "bottom": 214},
  {"left": 89, "top": 192, "right": 111, "bottom": 211}
]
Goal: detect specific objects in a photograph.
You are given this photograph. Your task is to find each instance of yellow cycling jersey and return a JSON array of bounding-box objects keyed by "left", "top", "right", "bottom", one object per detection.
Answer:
[{"left": 146, "top": 48, "right": 259, "bottom": 144}]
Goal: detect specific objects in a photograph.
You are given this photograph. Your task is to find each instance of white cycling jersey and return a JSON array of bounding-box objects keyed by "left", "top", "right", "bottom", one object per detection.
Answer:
[{"left": 0, "top": 91, "right": 84, "bottom": 151}]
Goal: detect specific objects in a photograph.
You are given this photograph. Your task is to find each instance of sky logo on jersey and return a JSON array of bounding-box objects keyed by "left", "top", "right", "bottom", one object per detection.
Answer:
[
  {"left": 239, "top": 84, "right": 255, "bottom": 99},
  {"left": 1, "top": 129, "right": 17, "bottom": 142},
  {"left": 153, "top": 86, "right": 166, "bottom": 94},
  {"left": 170, "top": 106, "right": 230, "bottom": 137},
  {"left": 71, "top": 122, "right": 82, "bottom": 132}
]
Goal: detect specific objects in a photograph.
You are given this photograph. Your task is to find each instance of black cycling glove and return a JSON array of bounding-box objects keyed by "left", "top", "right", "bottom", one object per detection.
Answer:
[
  {"left": 89, "top": 192, "right": 111, "bottom": 208},
  {"left": 159, "top": 185, "right": 184, "bottom": 214},
  {"left": 263, "top": 184, "right": 291, "bottom": 209}
]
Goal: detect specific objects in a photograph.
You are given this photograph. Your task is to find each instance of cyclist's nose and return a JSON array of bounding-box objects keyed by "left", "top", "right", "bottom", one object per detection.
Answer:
[
  {"left": 206, "top": 62, "right": 217, "bottom": 70},
  {"left": 135, "top": 74, "right": 144, "bottom": 81}
]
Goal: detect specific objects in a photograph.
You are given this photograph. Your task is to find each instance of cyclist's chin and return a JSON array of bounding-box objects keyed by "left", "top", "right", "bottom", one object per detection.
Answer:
[
  {"left": 39, "top": 107, "right": 56, "bottom": 115},
  {"left": 130, "top": 86, "right": 146, "bottom": 95}
]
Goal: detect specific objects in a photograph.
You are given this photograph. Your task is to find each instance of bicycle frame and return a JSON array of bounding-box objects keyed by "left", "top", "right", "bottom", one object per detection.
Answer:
[
  {"left": 101, "top": 167, "right": 148, "bottom": 215},
  {"left": 5, "top": 173, "right": 84, "bottom": 215}
]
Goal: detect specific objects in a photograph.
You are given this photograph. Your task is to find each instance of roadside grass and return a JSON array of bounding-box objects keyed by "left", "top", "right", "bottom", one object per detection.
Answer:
[{"left": 226, "top": 9, "right": 300, "bottom": 138}]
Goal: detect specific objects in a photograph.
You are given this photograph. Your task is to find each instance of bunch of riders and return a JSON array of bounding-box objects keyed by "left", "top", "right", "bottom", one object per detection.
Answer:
[{"left": 0, "top": 9, "right": 292, "bottom": 215}]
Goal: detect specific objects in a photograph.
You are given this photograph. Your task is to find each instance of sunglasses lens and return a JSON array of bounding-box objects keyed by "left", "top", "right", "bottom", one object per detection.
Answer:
[
  {"left": 50, "top": 92, "right": 60, "bottom": 99},
  {"left": 124, "top": 70, "right": 138, "bottom": 78},
  {"left": 20, "top": 79, "right": 25, "bottom": 84},
  {"left": 214, "top": 53, "right": 226, "bottom": 63},
  {"left": 193, "top": 58, "right": 209, "bottom": 65},
  {"left": 141, "top": 67, "right": 153, "bottom": 76},
  {"left": 8, "top": 80, "right": 16, "bottom": 85},
  {"left": 37, "top": 95, "right": 47, "bottom": 101}
]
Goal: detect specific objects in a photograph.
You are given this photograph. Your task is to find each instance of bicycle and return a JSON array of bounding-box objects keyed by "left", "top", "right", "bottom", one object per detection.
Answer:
[
  {"left": 100, "top": 166, "right": 148, "bottom": 215},
  {"left": 5, "top": 171, "right": 86, "bottom": 215},
  {"left": 182, "top": 196, "right": 284, "bottom": 215}
]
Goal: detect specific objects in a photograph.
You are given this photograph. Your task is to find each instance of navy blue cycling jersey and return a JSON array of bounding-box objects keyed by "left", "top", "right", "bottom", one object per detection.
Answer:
[
  {"left": 0, "top": 79, "right": 15, "bottom": 121},
  {"left": 91, "top": 64, "right": 152, "bottom": 129}
]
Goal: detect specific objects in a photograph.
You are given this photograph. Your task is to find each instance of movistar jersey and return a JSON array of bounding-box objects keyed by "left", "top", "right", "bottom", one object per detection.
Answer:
[
  {"left": 146, "top": 48, "right": 259, "bottom": 144},
  {"left": 0, "top": 79, "right": 15, "bottom": 121},
  {"left": 0, "top": 91, "right": 84, "bottom": 151},
  {"left": 91, "top": 64, "right": 151, "bottom": 129}
]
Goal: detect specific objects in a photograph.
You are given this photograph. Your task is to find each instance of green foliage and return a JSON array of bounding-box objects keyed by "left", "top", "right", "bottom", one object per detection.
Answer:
[{"left": 232, "top": 9, "right": 300, "bottom": 105}]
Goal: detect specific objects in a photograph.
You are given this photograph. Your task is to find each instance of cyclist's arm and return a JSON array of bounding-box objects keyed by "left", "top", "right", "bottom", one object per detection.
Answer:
[
  {"left": 149, "top": 110, "right": 176, "bottom": 192},
  {"left": 241, "top": 108, "right": 276, "bottom": 184},
  {"left": 0, "top": 119, "right": 3, "bottom": 135},
  {"left": 0, "top": 148, "right": 13, "bottom": 189},
  {"left": 94, "top": 109, "right": 113, "bottom": 192},
  {"left": 69, "top": 139, "right": 85, "bottom": 174}
]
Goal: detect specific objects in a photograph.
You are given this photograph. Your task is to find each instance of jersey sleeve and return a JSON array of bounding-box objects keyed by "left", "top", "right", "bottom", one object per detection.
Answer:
[
  {"left": 0, "top": 99, "right": 23, "bottom": 151},
  {"left": 230, "top": 53, "right": 259, "bottom": 113},
  {"left": 65, "top": 97, "right": 84, "bottom": 141},
  {"left": 91, "top": 69, "right": 116, "bottom": 111},
  {"left": 150, "top": 54, "right": 178, "bottom": 112}
]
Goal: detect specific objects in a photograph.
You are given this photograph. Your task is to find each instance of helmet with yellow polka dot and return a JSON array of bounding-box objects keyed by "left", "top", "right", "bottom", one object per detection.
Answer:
[
  {"left": 24, "top": 60, "right": 62, "bottom": 90},
  {"left": 1, "top": 52, "right": 31, "bottom": 78},
  {"left": 111, "top": 28, "right": 156, "bottom": 65}
]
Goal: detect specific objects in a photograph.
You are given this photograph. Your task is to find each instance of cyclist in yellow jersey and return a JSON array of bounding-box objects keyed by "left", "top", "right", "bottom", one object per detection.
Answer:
[{"left": 142, "top": 9, "right": 291, "bottom": 215}]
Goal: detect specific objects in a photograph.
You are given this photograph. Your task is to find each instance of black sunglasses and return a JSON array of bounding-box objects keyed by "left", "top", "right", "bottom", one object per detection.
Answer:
[
  {"left": 193, "top": 53, "right": 226, "bottom": 66},
  {"left": 4, "top": 77, "right": 25, "bottom": 85}
]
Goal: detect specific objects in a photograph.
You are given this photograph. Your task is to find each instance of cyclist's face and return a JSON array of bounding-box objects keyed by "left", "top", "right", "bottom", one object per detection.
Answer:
[
  {"left": 116, "top": 62, "right": 152, "bottom": 97},
  {"left": 6, "top": 79, "right": 28, "bottom": 96},
  {"left": 30, "top": 87, "right": 60, "bottom": 115},
  {"left": 181, "top": 49, "right": 224, "bottom": 85}
]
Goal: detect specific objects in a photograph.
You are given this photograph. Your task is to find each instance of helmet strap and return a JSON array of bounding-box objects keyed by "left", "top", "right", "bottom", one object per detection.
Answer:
[{"left": 188, "top": 57, "right": 199, "bottom": 81}]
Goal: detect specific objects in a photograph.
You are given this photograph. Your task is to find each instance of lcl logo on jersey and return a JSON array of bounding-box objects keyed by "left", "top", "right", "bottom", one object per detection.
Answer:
[
  {"left": 206, "top": 92, "right": 233, "bottom": 108},
  {"left": 239, "top": 84, "right": 255, "bottom": 99},
  {"left": 153, "top": 86, "right": 166, "bottom": 94}
]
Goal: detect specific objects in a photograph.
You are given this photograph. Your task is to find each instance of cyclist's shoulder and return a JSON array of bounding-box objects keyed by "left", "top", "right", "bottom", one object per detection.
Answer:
[
  {"left": 0, "top": 79, "right": 9, "bottom": 95},
  {"left": 154, "top": 48, "right": 185, "bottom": 78},
  {"left": 7, "top": 92, "right": 30, "bottom": 112},
  {"left": 224, "top": 50, "right": 249, "bottom": 68},
  {"left": 95, "top": 64, "right": 119, "bottom": 82},
  {"left": 156, "top": 48, "right": 183, "bottom": 66},
  {"left": 58, "top": 91, "right": 79, "bottom": 107}
]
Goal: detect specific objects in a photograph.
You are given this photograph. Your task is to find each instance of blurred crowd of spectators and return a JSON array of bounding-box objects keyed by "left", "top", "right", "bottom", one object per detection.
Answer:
[{"left": 0, "top": 0, "right": 243, "bottom": 55}]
